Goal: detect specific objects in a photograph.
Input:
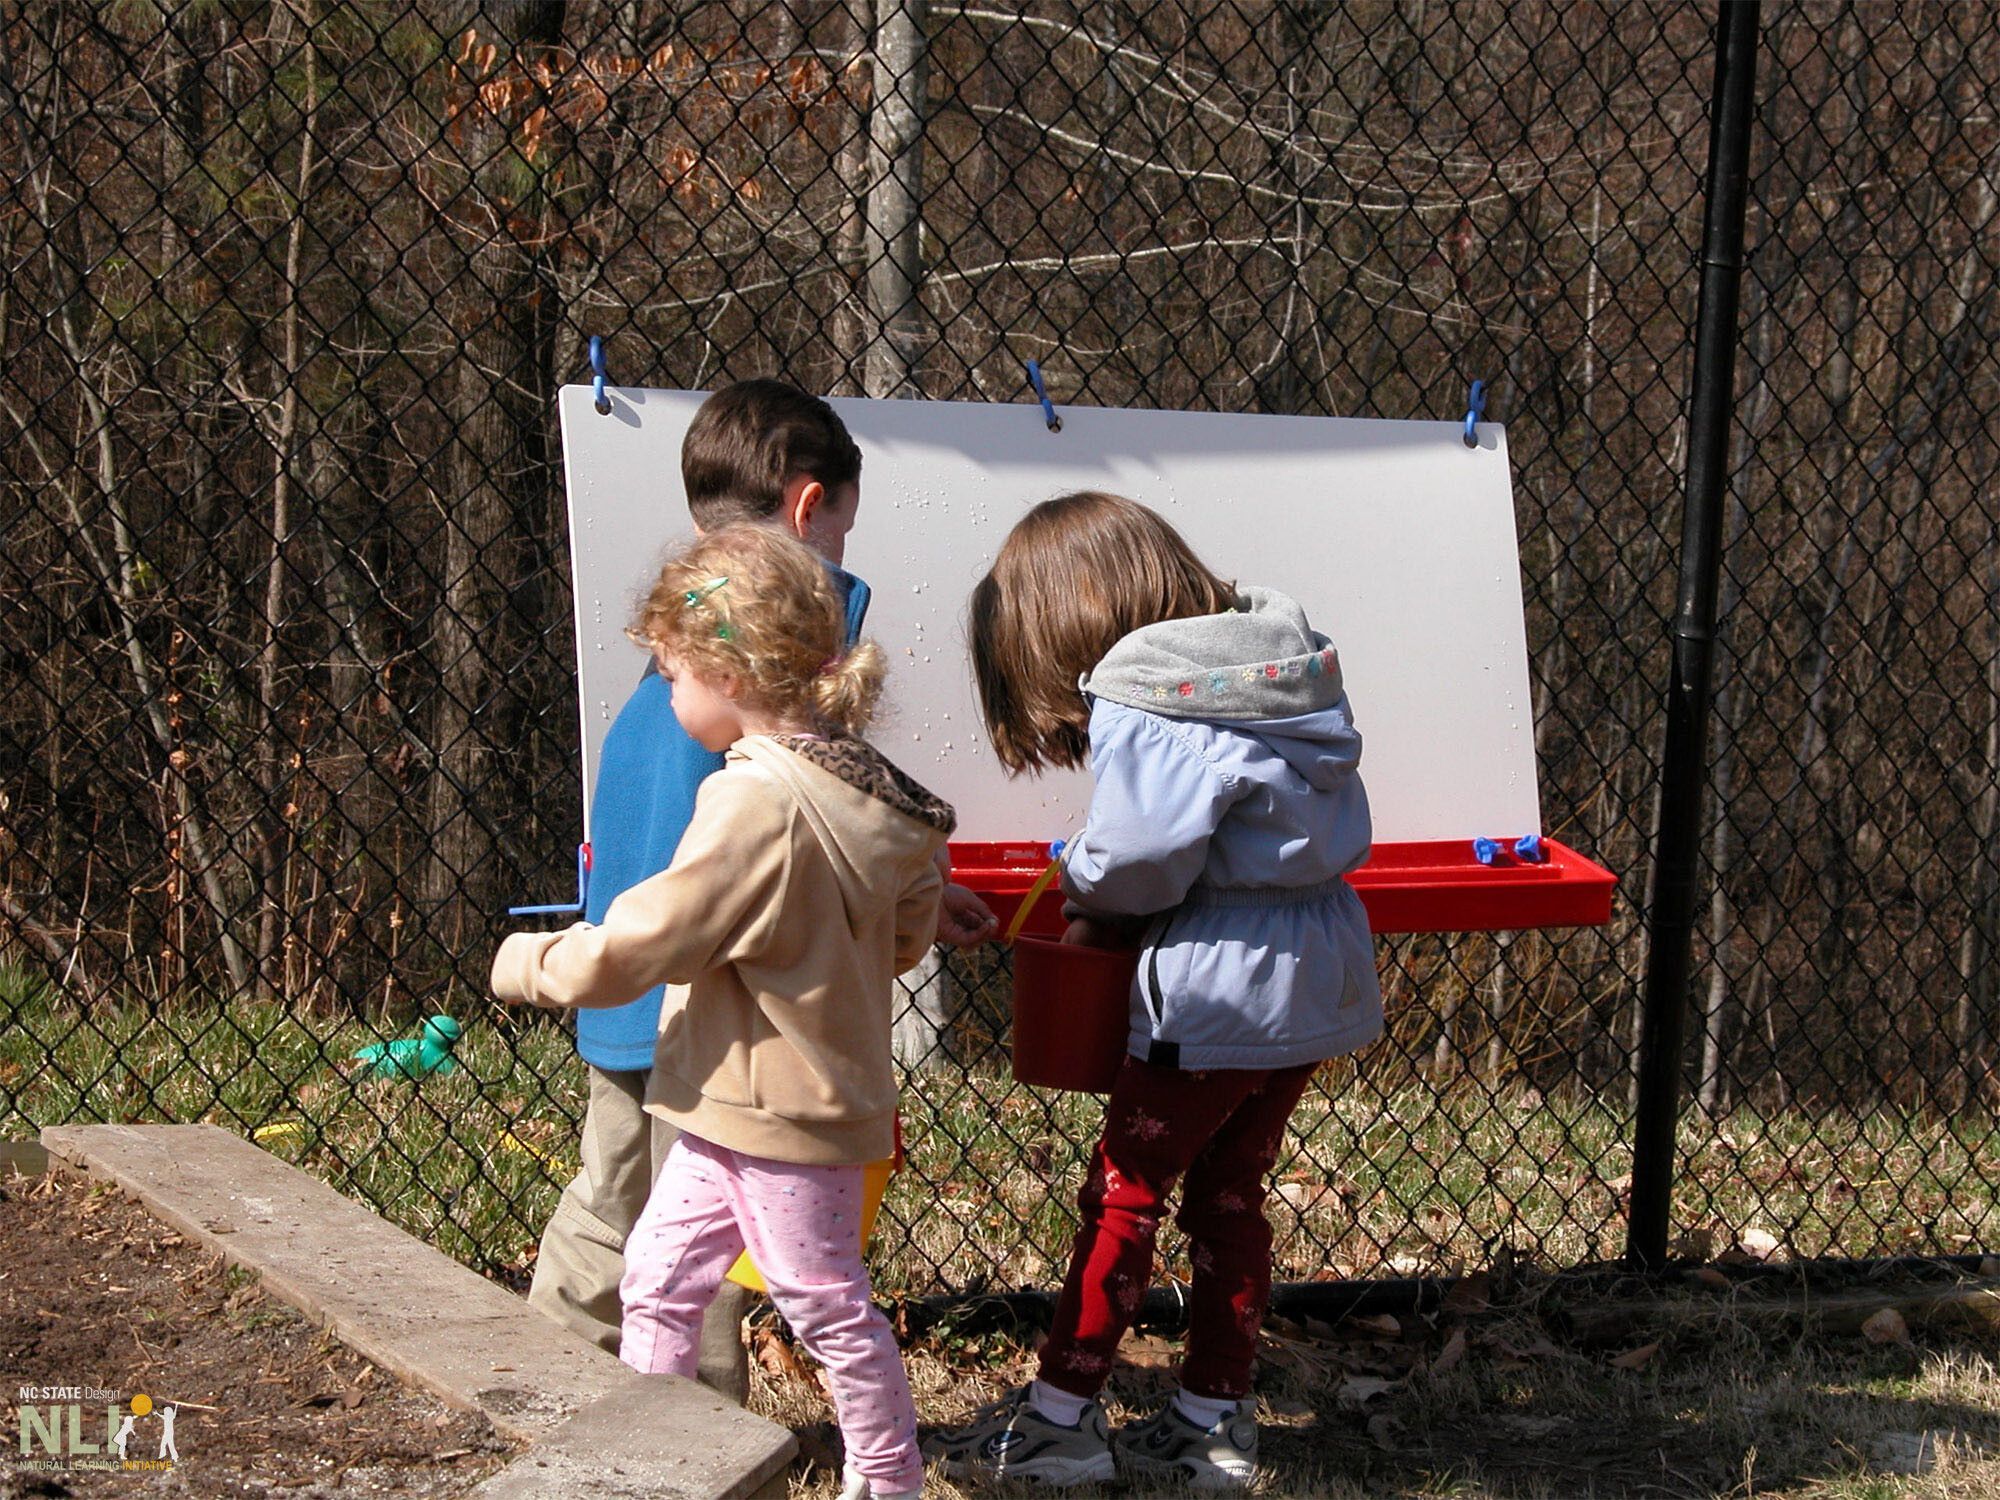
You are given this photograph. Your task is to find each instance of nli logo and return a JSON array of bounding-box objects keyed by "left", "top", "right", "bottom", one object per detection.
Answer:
[{"left": 15, "top": 1387, "right": 185, "bottom": 1473}]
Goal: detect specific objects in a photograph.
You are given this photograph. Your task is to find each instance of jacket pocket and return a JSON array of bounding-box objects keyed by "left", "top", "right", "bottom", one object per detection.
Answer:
[
  {"left": 1140, "top": 948, "right": 1167, "bottom": 1035},
  {"left": 1135, "top": 911, "right": 1175, "bottom": 1039}
]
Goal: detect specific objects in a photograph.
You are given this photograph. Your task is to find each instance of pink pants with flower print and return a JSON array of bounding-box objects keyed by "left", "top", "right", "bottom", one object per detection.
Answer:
[
  {"left": 619, "top": 1133, "right": 922, "bottom": 1494},
  {"left": 1037, "top": 1056, "right": 1319, "bottom": 1401}
]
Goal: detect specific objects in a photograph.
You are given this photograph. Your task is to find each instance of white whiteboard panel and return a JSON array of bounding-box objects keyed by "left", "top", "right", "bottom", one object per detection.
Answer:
[{"left": 558, "top": 387, "right": 1540, "bottom": 845}]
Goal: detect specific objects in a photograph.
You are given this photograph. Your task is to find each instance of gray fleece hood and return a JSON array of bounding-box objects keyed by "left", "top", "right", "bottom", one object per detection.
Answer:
[{"left": 1078, "top": 586, "right": 1345, "bottom": 720}]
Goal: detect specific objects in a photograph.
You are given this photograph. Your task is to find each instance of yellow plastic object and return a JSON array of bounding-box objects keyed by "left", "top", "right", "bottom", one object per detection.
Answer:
[
  {"left": 724, "top": 1156, "right": 896, "bottom": 1292},
  {"left": 1001, "top": 857, "right": 1065, "bottom": 946}
]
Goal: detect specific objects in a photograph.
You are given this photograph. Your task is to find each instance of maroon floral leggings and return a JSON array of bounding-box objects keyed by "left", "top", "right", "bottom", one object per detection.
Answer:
[{"left": 1036, "top": 1054, "right": 1319, "bottom": 1401}]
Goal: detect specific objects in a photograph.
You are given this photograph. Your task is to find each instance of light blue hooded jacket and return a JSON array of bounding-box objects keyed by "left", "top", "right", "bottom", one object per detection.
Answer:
[{"left": 1060, "top": 586, "right": 1384, "bottom": 1071}]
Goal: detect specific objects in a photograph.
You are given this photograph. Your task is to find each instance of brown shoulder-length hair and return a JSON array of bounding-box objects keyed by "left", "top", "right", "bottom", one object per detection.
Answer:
[{"left": 970, "top": 492, "right": 1236, "bottom": 774}]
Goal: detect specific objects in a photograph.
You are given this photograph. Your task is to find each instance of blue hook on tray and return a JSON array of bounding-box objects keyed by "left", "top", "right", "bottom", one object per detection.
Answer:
[
  {"left": 1026, "top": 359, "right": 1062, "bottom": 432},
  {"left": 510, "top": 842, "right": 593, "bottom": 916},
  {"left": 590, "top": 336, "right": 611, "bottom": 415},
  {"left": 1462, "top": 379, "right": 1486, "bottom": 448}
]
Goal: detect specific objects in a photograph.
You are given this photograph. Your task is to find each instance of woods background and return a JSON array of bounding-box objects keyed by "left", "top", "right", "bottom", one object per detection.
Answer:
[{"left": 3, "top": 0, "right": 1997, "bottom": 1283}]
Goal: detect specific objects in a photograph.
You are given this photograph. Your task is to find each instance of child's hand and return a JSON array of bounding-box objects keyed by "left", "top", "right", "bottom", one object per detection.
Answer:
[
  {"left": 1062, "top": 914, "right": 1146, "bottom": 951},
  {"left": 935, "top": 882, "right": 999, "bottom": 947},
  {"left": 490, "top": 931, "right": 557, "bottom": 1007}
]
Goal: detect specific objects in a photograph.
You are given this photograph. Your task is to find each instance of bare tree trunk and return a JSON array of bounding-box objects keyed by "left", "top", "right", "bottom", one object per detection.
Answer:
[
  {"left": 1959, "top": 534, "right": 2000, "bottom": 1091},
  {"left": 865, "top": 0, "right": 952, "bottom": 1053},
  {"left": 13, "top": 22, "right": 252, "bottom": 994},
  {"left": 861, "top": 0, "right": 929, "bottom": 397},
  {"left": 422, "top": 0, "right": 568, "bottom": 952},
  {"left": 825, "top": 3, "right": 872, "bottom": 394},
  {"left": 1696, "top": 331, "right": 1776, "bottom": 1114},
  {"left": 250, "top": 0, "right": 321, "bottom": 997},
  {"left": 1484, "top": 931, "right": 1515, "bottom": 1080}
]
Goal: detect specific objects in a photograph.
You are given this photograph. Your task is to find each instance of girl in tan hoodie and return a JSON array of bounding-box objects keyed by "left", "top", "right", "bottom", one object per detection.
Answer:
[{"left": 492, "top": 525, "right": 951, "bottom": 1500}]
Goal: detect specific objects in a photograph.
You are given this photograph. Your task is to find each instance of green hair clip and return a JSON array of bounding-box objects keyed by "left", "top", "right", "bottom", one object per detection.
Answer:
[{"left": 683, "top": 575, "right": 733, "bottom": 640}]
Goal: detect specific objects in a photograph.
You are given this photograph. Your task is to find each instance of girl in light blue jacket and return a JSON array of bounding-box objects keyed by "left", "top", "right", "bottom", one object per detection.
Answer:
[{"left": 928, "top": 491, "right": 1383, "bottom": 1491}]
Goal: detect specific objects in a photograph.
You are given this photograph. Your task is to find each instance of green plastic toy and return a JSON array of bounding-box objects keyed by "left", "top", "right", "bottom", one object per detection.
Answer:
[{"left": 353, "top": 1015, "right": 462, "bottom": 1080}]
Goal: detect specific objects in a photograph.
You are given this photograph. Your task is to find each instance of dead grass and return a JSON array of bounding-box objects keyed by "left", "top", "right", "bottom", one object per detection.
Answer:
[
  {"left": 747, "top": 1276, "right": 2000, "bottom": 1499},
  {"left": 876, "top": 1067, "right": 2000, "bottom": 1299}
]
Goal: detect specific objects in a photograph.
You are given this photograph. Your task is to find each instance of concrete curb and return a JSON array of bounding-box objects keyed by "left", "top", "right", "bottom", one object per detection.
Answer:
[{"left": 42, "top": 1123, "right": 796, "bottom": 1500}]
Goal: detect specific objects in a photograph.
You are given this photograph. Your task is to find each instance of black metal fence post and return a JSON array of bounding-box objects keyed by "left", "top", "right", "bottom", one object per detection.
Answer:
[{"left": 1627, "top": 0, "right": 1765, "bottom": 1271}]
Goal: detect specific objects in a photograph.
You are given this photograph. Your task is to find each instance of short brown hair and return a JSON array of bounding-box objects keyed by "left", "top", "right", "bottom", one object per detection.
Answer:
[
  {"left": 632, "top": 524, "right": 885, "bottom": 736},
  {"left": 970, "top": 492, "right": 1236, "bottom": 774},
  {"left": 681, "top": 379, "right": 862, "bottom": 530}
]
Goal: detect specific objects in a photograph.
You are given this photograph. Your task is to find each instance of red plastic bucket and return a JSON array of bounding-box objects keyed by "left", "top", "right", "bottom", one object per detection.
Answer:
[{"left": 1010, "top": 935, "right": 1138, "bottom": 1093}]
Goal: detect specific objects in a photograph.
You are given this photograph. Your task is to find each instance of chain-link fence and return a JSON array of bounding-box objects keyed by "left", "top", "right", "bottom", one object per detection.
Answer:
[{"left": 3, "top": 0, "right": 1996, "bottom": 1298}]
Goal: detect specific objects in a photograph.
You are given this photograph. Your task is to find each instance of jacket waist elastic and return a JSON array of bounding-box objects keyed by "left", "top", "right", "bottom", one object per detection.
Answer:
[{"left": 1182, "top": 875, "right": 1352, "bottom": 909}]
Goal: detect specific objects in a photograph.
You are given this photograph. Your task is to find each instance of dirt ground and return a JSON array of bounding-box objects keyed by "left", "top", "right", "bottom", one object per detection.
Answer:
[{"left": 0, "top": 1169, "right": 517, "bottom": 1499}]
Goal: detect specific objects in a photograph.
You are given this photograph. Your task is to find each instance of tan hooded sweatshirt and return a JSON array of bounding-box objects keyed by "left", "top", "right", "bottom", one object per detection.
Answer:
[{"left": 491, "top": 735, "right": 953, "bottom": 1165}]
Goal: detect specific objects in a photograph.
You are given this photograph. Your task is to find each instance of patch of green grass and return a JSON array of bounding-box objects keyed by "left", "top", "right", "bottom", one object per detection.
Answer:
[
  {"left": 5, "top": 976, "right": 1997, "bottom": 1296},
  {"left": 0, "top": 978, "right": 581, "bottom": 1275}
]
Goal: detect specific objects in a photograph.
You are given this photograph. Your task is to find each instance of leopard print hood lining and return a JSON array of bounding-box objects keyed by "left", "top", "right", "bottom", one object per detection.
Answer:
[{"left": 769, "top": 733, "right": 957, "bottom": 836}]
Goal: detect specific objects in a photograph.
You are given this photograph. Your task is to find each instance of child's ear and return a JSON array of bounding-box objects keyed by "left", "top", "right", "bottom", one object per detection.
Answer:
[{"left": 782, "top": 475, "right": 826, "bottom": 539}]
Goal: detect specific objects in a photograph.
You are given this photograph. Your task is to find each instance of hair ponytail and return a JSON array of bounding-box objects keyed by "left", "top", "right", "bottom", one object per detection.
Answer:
[
  {"left": 810, "top": 639, "right": 886, "bottom": 736},
  {"left": 637, "top": 524, "right": 886, "bottom": 738}
]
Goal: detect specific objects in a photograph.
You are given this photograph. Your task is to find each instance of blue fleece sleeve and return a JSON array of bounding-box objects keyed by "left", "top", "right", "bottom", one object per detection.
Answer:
[
  {"left": 573, "top": 671, "right": 726, "bottom": 1071},
  {"left": 1060, "top": 702, "right": 1242, "bottom": 917}
]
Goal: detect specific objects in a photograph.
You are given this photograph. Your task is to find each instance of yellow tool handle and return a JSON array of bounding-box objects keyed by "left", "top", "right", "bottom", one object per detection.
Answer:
[{"left": 1002, "top": 854, "right": 1067, "bottom": 947}]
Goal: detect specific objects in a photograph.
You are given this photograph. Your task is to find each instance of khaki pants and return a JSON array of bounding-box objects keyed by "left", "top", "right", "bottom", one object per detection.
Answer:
[{"left": 528, "top": 1065, "right": 755, "bottom": 1401}]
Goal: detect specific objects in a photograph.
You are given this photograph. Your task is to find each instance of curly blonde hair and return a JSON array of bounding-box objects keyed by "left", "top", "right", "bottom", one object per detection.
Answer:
[{"left": 631, "top": 524, "right": 885, "bottom": 736}]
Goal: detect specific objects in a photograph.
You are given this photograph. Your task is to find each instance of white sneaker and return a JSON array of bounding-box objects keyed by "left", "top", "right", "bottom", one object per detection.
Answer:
[
  {"left": 1115, "top": 1397, "right": 1260, "bottom": 1489},
  {"left": 923, "top": 1384, "right": 1117, "bottom": 1486}
]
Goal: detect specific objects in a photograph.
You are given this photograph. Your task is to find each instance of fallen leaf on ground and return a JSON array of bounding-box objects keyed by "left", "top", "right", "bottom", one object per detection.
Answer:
[
  {"left": 1736, "top": 1227, "right": 1781, "bottom": 1261},
  {"left": 753, "top": 1327, "right": 812, "bottom": 1385},
  {"left": 1691, "top": 1267, "right": 1733, "bottom": 1291},
  {"left": 1366, "top": 1412, "right": 1402, "bottom": 1450},
  {"left": 1443, "top": 1272, "right": 1491, "bottom": 1315},
  {"left": 1492, "top": 1331, "right": 1565, "bottom": 1361},
  {"left": 1667, "top": 1227, "right": 1715, "bottom": 1261},
  {"left": 1335, "top": 1374, "right": 1401, "bottom": 1408},
  {"left": 1610, "top": 1341, "right": 1660, "bottom": 1371},
  {"left": 1344, "top": 1313, "right": 1401, "bottom": 1339},
  {"left": 1116, "top": 1333, "right": 1179, "bottom": 1369},
  {"left": 1861, "top": 1308, "right": 1911, "bottom": 1346},
  {"left": 1430, "top": 1326, "right": 1467, "bottom": 1376},
  {"left": 1274, "top": 1181, "right": 1342, "bottom": 1213}
]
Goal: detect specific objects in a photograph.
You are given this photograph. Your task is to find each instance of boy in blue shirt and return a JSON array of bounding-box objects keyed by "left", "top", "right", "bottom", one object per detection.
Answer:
[{"left": 528, "top": 379, "right": 996, "bottom": 1396}]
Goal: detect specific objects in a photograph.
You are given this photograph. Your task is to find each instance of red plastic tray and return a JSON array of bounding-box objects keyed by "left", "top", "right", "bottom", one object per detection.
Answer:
[{"left": 948, "top": 837, "right": 1617, "bottom": 936}]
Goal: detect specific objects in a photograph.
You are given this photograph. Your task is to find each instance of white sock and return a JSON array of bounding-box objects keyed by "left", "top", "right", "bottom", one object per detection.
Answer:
[
  {"left": 1173, "top": 1387, "right": 1241, "bottom": 1428},
  {"left": 1029, "top": 1379, "right": 1092, "bottom": 1427}
]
